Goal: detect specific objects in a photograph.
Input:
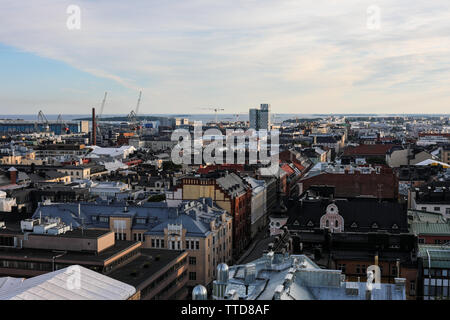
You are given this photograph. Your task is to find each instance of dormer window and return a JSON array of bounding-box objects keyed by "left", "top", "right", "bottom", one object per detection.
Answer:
[
  {"left": 392, "top": 224, "right": 399, "bottom": 230},
  {"left": 372, "top": 222, "right": 379, "bottom": 229},
  {"left": 307, "top": 220, "right": 314, "bottom": 227},
  {"left": 351, "top": 222, "right": 358, "bottom": 228}
]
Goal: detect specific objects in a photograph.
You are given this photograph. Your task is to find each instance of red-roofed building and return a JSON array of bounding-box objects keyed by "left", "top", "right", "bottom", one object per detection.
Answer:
[
  {"left": 299, "top": 167, "right": 399, "bottom": 200},
  {"left": 342, "top": 144, "right": 398, "bottom": 162}
]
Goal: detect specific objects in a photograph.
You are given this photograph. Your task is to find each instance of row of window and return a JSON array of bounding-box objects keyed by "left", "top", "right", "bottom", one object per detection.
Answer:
[
  {"left": 140, "top": 257, "right": 187, "bottom": 298},
  {"left": 424, "top": 269, "right": 450, "bottom": 277},
  {"left": 151, "top": 269, "right": 188, "bottom": 300},
  {"left": 151, "top": 238, "right": 164, "bottom": 248},
  {"left": 420, "top": 206, "right": 450, "bottom": 214},
  {"left": 418, "top": 238, "right": 449, "bottom": 245},
  {"left": 337, "top": 264, "right": 398, "bottom": 276}
]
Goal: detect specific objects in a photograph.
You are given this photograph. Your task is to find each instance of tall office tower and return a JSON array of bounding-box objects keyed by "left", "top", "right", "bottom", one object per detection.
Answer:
[
  {"left": 249, "top": 108, "right": 258, "bottom": 130},
  {"left": 249, "top": 104, "right": 271, "bottom": 130},
  {"left": 259, "top": 103, "right": 271, "bottom": 130}
]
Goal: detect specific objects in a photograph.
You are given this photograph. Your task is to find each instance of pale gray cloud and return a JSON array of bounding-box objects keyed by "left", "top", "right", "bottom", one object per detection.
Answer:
[{"left": 0, "top": 0, "right": 450, "bottom": 114}]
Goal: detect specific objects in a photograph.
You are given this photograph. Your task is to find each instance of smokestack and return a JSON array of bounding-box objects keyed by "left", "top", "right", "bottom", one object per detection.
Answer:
[
  {"left": 92, "top": 107, "right": 97, "bottom": 146},
  {"left": 8, "top": 167, "right": 17, "bottom": 185}
]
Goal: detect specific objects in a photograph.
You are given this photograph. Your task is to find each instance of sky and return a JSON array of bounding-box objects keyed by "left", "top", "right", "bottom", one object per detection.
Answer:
[{"left": 0, "top": 0, "right": 450, "bottom": 115}]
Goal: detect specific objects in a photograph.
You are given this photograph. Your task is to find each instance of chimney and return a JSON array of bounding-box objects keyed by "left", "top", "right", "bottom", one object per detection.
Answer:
[
  {"left": 374, "top": 252, "right": 379, "bottom": 266},
  {"left": 8, "top": 167, "right": 17, "bottom": 185},
  {"left": 92, "top": 107, "right": 97, "bottom": 146},
  {"left": 396, "top": 259, "right": 400, "bottom": 278}
]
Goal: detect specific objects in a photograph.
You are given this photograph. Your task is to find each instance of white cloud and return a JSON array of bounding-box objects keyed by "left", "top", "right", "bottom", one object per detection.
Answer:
[{"left": 1, "top": 0, "right": 450, "bottom": 113}]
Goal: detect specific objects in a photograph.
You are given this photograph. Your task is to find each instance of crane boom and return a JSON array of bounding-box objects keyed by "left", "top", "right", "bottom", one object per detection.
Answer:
[
  {"left": 99, "top": 91, "right": 107, "bottom": 118},
  {"left": 135, "top": 91, "right": 142, "bottom": 116}
]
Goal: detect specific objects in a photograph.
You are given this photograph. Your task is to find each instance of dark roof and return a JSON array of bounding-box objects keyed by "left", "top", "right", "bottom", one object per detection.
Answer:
[
  {"left": 343, "top": 144, "right": 397, "bottom": 157},
  {"left": 315, "top": 136, "right": 337, "bottom": 144},
  {"left": 107, "top": 248, "right": 186, "bottom": 288},
  {"left": 287, "top": 198, "right": 408, "bottom": 233},
  {"left": 0, "top": 240, "right": 139, "bottom": 265}
]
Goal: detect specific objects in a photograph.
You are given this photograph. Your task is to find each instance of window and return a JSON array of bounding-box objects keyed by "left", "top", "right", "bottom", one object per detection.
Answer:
[
  {"left": 410, "top": 281, "right": 416, "bottom": 295},
  {"left": 189, "top": 257, "right": 196, "bottom": 265},
  {"left": 326, "top": 220, "right": 329, "bottom": 228},
  {"left": 196, "top": 241, "right": 199, "bottom": 250},
  {"left": 335, "top": 220, "right": 339, "bottom": 228},
  {"left": 307, "top": 221, "right": 314, "bottom": 227},
  {"left": 186, "top": 241, "right": 189, "bottom": 249},
  {"left": 434, "top": 207, "right": 441, "bottom": 212},
  {"left": 372, "top": 223, "right": 378, "bottom": 229},
  {"left": 99, "top": 216, "right": 109, "bottom": 223},
  {"left": 337, "top": 264, "right": 346, "bottom": 273},
  {"left": 356, "top": 265, "right": 361, "bottom": 274},
  {"left": 156, "top": 239, "right": 160, "bottom": 247},
  {"left": 435, "top": 239, "right": 442, "bottom": 244},
  {"left": 421, "top": 207, "right": 427, "bottom": 211},
  {"left": 151, "top": 239, "right": 155, "bottom": 247},
  {"left": 392, "top": 266, "right": 398, "bottom": 276},
  {"left": 161, "top": 240, "right": 164, "bottom": 248},
  {"left": 419, "top": 238, "right": 425, "bottom": 244},
  {"left": 189, "top": 272, "right": 196, "bottom": 280},
  {"left": 351, "top": 222, "right": 358, "bottom": 228}
]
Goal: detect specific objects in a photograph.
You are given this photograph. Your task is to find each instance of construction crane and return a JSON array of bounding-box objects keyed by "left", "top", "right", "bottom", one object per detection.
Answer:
[
  {"left": 128, "top": 91, "right": 142, "bottom": 131},
  {"left": 198, "top": 107, "right": 224, "bottom": 124},
  {"left": 37, "top": 110, "right": 50, "bottom": 133},
  {"left": 96, "top": 92, "right": 108, "bottom": 138},
  {"left": 56, "top": 114, "right": 70, "bottom": 134}
]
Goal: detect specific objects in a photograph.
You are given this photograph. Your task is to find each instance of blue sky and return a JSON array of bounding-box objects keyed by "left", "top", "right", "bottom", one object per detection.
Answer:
[{"left": 1, "top": 0, "right": 450, "bottom": 115}]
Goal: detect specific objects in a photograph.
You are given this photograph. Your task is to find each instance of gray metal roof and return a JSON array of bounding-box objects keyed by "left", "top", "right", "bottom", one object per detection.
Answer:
[
  {"left": 32, "top": 198, "right": 230, "bottom": 238},
  {"left": 223, "top": 253, "right": 406, "bottom": 300}
]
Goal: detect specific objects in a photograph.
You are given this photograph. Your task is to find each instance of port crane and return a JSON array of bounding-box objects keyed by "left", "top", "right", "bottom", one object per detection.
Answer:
[
  {"left": 96, "top": 92, "right": 108, "bottom": 138},
  {"left": 127, "top": 91, "right": 142, "bottom": 131},
  {"left": 37, "top": 110, "right": 50, "bottom": 133},
  {"left": 56, "top": 114, "right": 70, "bottom": 134}
]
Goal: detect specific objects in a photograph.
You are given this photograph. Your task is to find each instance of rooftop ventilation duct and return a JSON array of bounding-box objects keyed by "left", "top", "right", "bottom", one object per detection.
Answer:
[
  {"left": 244, "top": 263, "right": 257, "bottom": 285},
  {"left": 273, "top": 285, "right": 284, "bottom": 300}
]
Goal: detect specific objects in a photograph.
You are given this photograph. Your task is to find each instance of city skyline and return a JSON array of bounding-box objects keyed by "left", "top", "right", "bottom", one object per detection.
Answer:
[{"left": 1, "top": 1, "right": 450, "bottom": 115}]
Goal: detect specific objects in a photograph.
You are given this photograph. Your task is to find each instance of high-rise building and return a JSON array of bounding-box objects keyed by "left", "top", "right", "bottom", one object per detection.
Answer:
[{"left": 249, "top": 104, "right": 271, "bottom": 130}]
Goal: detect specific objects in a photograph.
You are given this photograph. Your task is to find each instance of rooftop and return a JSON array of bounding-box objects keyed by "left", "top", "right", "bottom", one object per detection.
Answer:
[
  {"left": 219, "top": 252, "right": 405, "bottom": 300},
  {"left": 0, "top": 265, "right": 136, "bottom": 300}
]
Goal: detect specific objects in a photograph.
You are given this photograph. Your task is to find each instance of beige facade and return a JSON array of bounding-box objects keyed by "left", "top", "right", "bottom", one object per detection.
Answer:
[
  {"left": 95, "top": 212, "right": 233, "bottom": 288},
  {"left": 57, "top": 167, "right": 91, "bottom": 179}
]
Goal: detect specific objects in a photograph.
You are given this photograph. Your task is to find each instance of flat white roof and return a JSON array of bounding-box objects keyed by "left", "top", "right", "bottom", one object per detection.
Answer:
[{"left": 0, "top": 265, "right": 136, "bottom": 300}]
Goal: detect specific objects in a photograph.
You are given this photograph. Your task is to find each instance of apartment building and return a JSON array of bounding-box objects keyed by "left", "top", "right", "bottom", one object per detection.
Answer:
[
  {"left": 166, "top": 171, "right": 251, "bottom": 258},
  {"left": 32, "top": 199, "right": 232, "bottom": 290},
  {"left": 0, "top": 217, "right": 188, "bottom": 300}
]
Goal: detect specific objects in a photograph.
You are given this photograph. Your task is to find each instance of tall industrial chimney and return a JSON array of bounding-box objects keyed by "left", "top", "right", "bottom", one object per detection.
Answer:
[{"left": 92, "top": 107, "right": 97, "bottom": 146}]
